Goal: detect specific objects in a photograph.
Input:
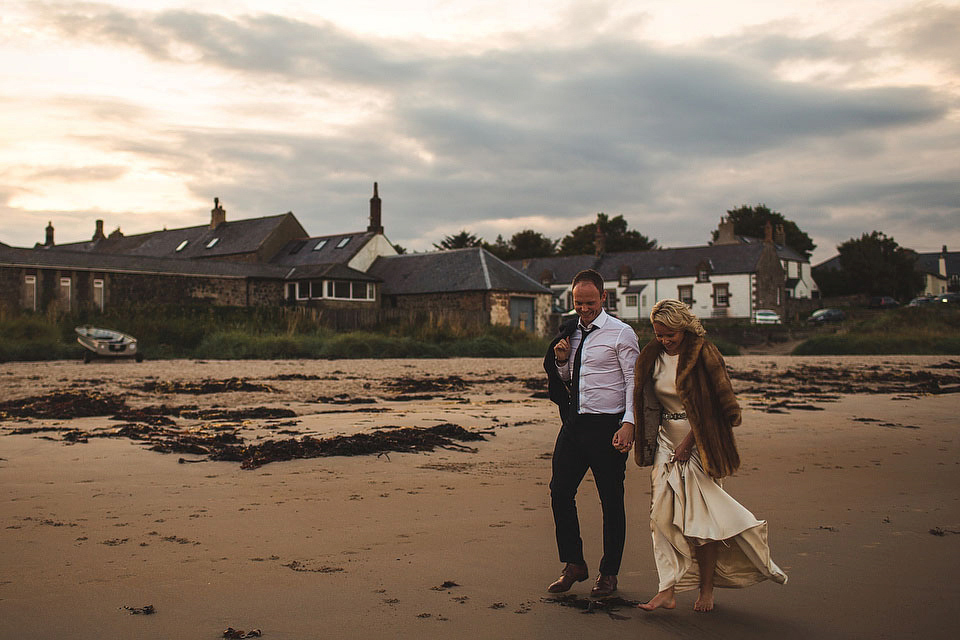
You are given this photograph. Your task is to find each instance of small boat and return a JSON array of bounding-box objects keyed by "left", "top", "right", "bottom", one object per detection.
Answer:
[{"left": 75, "top": 325, "right": 143, "bottom": 363}]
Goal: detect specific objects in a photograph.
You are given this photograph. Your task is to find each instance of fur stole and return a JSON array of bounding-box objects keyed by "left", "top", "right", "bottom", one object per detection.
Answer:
[{"left": 633, "top": 334, "right": 741, "bottom": 478}]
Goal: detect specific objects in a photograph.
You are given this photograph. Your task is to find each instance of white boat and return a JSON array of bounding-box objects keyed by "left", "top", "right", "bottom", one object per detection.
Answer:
[{"left": 75, "top": 325, "right": 143, "bottom": 363}]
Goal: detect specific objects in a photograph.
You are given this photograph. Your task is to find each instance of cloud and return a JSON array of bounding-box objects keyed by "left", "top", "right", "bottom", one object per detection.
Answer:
[
  {"left": 6, "top": 1, "right": 957, "bottom": 263},
  {"left": 27, "top": 164, "right": 128, "bottom": 183}
]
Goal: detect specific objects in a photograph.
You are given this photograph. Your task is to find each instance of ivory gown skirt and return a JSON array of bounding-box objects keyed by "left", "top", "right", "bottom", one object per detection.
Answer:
[{"left": 649, "top": 421, "right": 788, "bottom": 593}]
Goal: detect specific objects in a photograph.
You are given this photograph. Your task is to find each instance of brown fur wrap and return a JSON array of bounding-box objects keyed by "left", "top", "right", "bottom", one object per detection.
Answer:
[{"left": 633, "top": 334, "right": 741, "bottom": 478}]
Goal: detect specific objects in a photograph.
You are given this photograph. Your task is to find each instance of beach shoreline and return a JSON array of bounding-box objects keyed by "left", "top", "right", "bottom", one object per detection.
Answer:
[{"left": 2, "top": 356, "right": 959, "bottom": 639}]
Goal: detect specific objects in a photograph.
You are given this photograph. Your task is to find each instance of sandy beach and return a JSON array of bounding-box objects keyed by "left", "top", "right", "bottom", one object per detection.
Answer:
[{"left": 2, "top": 355, "right": 959, "bottom": 639}]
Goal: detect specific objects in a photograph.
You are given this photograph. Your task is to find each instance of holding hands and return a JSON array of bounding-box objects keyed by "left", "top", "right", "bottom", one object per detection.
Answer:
[{"left": 612, "top": 422, "right": 635, "bottom": 453}]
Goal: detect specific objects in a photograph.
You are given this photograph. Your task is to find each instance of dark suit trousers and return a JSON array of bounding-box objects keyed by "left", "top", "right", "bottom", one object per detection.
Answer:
[{"left": 550, "top": 412, "right": 628, "bottom": 576}]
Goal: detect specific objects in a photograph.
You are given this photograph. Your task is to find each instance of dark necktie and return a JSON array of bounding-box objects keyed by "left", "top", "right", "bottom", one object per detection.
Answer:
[{"left": 571, "top": 325, "right": 595, "bottom": 413}]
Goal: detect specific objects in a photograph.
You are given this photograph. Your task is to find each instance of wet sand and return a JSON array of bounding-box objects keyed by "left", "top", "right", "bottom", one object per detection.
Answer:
[{"left": 1, "top": 356, "right": 959, "bottom": 639}]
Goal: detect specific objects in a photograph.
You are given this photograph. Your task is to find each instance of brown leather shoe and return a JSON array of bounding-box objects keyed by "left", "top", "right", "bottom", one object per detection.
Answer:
[
  {"left": 547, "top": 563, "right": 589, "bottom": 593},
  {"left": 590, "top": 574, "right": 617, "bottom": 597}
]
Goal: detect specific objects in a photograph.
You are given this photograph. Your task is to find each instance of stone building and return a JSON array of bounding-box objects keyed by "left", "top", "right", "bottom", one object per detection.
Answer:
[
  {"left": 510, "top": 217, "right": 799, "bottom": 323},
  {"left": 0, "top": 184, "right": 552, "bottom": 334}
]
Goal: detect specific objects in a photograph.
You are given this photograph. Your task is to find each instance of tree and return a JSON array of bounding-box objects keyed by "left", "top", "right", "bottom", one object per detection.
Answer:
[
  {"left": 484, "top": 229, "right": 558, "bottom": 260},
  {"left": 434, "top": 230, "right": 483, "bottom": 250},
  {"left": 825, "top": 231, "right": 922, "bottom": 300},
  {"left": 714, "top": 204, "right": 815, "bottom": 259},
  {"left": 558, "top": 213, "right": 657, "bottom": 256}
]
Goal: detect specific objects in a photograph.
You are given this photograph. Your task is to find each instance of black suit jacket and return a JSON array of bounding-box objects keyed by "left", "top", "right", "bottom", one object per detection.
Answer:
[{"left": 543, "top": 318, "right": 579, "bottom": 423}]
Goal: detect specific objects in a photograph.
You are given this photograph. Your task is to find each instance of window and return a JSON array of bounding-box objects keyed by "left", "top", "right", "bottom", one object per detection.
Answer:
[
  {"left": 312, "top": 239, "right": 328, "bottom": 251},
  {"left": 625, "top": 294, "right": 638, "bottom": 308},
  {"left": 697, "top": 268, "right": 710, "bottom": 282},
  {"left": 336, "top": 237, "right": 351, "bottom": 249},
  {"left": 205, "top": 238, "right": 220, "bottom": 249},
  {"left": 175, "top": 240, "right": 188, "bottom": 252},
  {"left": 93, "top": 279, "right": 105, "bottom": 311},
  {"left": 678, "top": 285, "right": 693, "bottom": 306},
  {"left": 603, "top": 289, "right": 617, "bottom": 312},
  {"left": 60, "top": 277, "right": 72, "bottom": 309},
  {"left": 641, "top": 294, "right": 647, "bottom": 308},
  {"left": 619, "top": 272, "right": 630, "bottom": 287},
  {"left": 325, "top": 280, "right": 374, "bottom": 300},
  {"left": 712, "top": 283, "right": 729, "bottom": 307},
  {"left": 296, "top": 282, "right": 309, "bottom": 300},
  {"left": 24, "top": 275, "right": 36, "bottom": 311},
  {"left": 309, "top": 280, "right": 323, "bottom": 298}
]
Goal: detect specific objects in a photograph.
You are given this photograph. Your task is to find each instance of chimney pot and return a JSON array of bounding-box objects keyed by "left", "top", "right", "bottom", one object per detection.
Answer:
[
  {"left": 368, "top": 182, "right": 384, "bottom": 234},
  {"left": 211, "top": 198, "right": 226, "bottom": 229}
]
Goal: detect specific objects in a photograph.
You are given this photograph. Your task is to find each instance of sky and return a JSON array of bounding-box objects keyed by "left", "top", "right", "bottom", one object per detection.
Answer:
[{"left": 1, "top": 0, "right": 958, "bottom": 266}]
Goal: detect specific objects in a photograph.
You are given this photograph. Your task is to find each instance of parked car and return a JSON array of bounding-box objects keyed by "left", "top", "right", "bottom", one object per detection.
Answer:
[
  {"left": 752, "top": 309, "right": 782, "bottom": 325},
  {"left": 908, "top": 296, "right": 936, "bottom": 306},
  {"left": 868, "top": 296, "right": 899, "bottom": 309},
  {"left": 808, "top": 308, "right": 845, "bottom": 324},
  {"left": 936, "top": 292, "right": 960, "bottom": 304}
]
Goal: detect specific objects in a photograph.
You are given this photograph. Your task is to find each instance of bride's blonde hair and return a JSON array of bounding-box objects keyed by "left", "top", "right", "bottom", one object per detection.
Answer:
[{"left": 650, "top": 299, "right": 706, "bottom": 337}]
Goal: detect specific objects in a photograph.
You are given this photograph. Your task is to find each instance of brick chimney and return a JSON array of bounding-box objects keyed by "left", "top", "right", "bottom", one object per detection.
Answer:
[
  {"left": 594, "top": 215, "right": 606, "bottom": 256},
  {"left": 211, "top": 197, "right": 226, "bottom": 229},
  {"left": 44, "top": 221, "right": 54, "bottom": 247},
  {"left": 940, "top": 245, "right": 948, "bottom": 277},
  {"left": 763, "top": 220, "right": 773, "bottom": 244},
  {"left": 93, "top": 219, "right": 105, "bottom": 241},
  {"left": 715, "top": 216, "right": 737, "bottom": 245},
  {"left": 774, "top": 223, "right": 786, "bottom": 246},
  {"left": 368, "top": 182, "right": 383, "bottom": 234}
]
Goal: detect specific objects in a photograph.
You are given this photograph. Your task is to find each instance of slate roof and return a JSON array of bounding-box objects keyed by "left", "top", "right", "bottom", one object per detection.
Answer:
[
  {"left": 270, "top": 231, "right": 376, "bottom": 267},
  {"left": 510, "top": 243, "right": 771, "bottom": 285},
  {"left": 284, "top": 263, "right": 379, "bottom": 282},
  {"left": 0, "top": 244, "right": 289, "bottom": 279},
  {"left": 368, "top": 248, "right": 550, "bottom": 295},
  {"left": 817, "top": 251, "right": 959, "bottom": 278},
  {"left": 915, "top": 251, "right": 960, "bottom": 277},
  {"left": 47, "top": 213, "right": 304, "bottom": 260}
]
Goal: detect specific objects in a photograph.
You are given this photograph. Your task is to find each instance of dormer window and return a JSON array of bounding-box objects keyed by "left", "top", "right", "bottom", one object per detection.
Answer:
[
  {"left": 205, "top": 238, "right": 220, "bottom": 249},
  {"left": 336, "top": 237, "right": 351, "bottom": 249},
  {"left": 175, "top": 240, "right": 188, "bottom": 252},
  {"left": 312, "top": 239, "right": 328, "bottom": 251}
]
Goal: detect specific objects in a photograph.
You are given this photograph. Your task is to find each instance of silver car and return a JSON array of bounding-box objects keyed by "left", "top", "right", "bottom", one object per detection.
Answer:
[{"left": 752, "top": 309, "right": 782, "bottom": 325}]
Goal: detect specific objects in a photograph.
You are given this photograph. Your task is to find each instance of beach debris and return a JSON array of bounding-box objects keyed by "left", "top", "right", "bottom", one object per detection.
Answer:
[
  {"left": 385, "top": 375, "right": 468, "bottom": 393},
  {"left": 929, "top": 527, "right": 960, "bottom": 536},
  {"left": 430, "top": 580, "right": 460, "bottom": 590},
  {"left": 223, "top": 628, "right": 261, "bottom": 638},
  {"left": 267, "top": 373, "right": 323, "bottom": 380},
  {"left": 282, "top": 560, "right": 344, "bottom": 573},
  {"left": 543, "top": 594, "right": 637, "bottom": 618},
  {"left": 133, "top": 378, "right": 276, "bottom": 394},
  {"left": 122, "top": 604, "right": 155, "bottom": 615},
  {"left": 0, "top": 390, "right": 126, "bottom": 420},
  {"left": 315, "top": 394, "right": 377, "bottom": 404}
]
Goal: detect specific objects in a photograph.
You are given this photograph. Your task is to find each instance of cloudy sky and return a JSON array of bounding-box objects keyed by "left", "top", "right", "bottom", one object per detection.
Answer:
[{"left": 2, "top": 0, "right": 957, "bottom": 265}]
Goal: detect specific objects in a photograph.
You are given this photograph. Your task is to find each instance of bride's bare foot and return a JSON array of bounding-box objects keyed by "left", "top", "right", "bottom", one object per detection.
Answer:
[
  {"left": 638, "top": 589, "right": 676, "bottom": 611},
  {"left": 693, "top": 588, "right": 714, "bottom": 612}
]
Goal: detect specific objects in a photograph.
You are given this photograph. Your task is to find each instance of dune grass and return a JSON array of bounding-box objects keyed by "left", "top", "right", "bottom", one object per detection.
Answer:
[{"left": 791, "top": 305, "right": 960, "bottom": 355}]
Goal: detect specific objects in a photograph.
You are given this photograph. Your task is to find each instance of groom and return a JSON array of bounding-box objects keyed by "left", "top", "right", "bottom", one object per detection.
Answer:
[{"left": 543, "top": 269, "right": 639, "bottom": 597}]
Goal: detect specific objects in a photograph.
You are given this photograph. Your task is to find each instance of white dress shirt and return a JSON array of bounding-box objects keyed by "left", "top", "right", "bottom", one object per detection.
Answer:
[{"left": 557, "top": 310, "right": 639, "bottom": 424}]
